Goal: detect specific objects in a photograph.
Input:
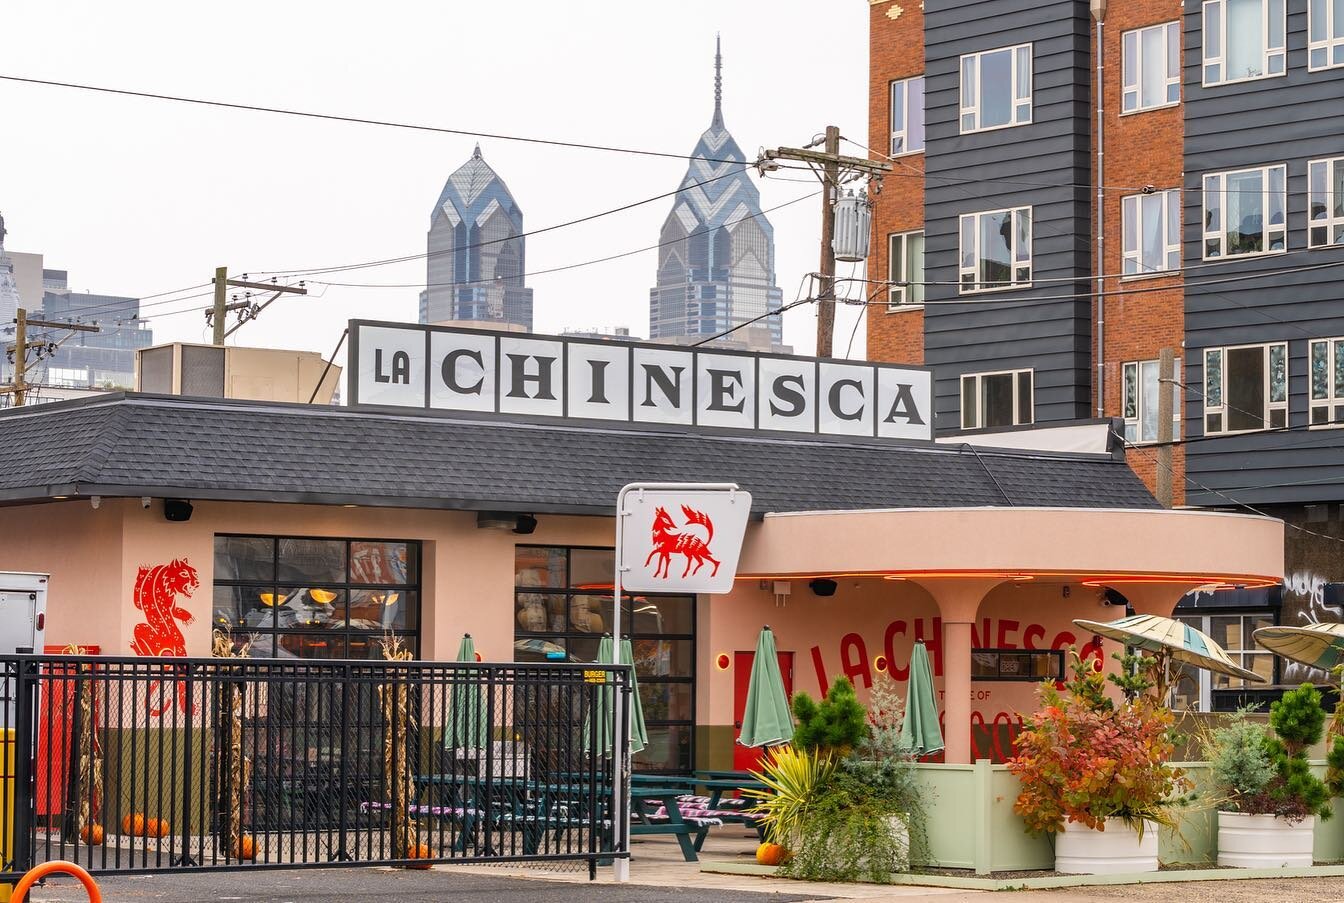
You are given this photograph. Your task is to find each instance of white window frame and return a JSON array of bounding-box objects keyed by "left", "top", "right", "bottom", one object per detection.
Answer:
[
  {"left": 1173, "top": 613, "right": 1277, "bottom": 711},
  {"left": 1308, "top": 157, "right": 1344, "bottom": 248},
  {"left": 1122, "top": 189, "right": 1182, "bottom": 276},
  {"left": 1309, "top": 337, "right": 1344, "bottom": 428},
  {"left": 1309, "top": 0, "right": 1344, "bottom": 71},
  {"left": 961, "top": 369, "right": 1034, "bottom": 430},
  {"left": 958, "top": 206, "right": 1032, "bottom": 294},
  {"left": 959, "top": 44, "right": 1033, "bottom": 134},
  {"left": 889, "top": 76, "right": 925, "bottom": 157},
  {"left": 1122, "top": 21, "right": 1182, "bottom": 113},
  {"left": 887, "top": 230, "right": 925, "bottom": 310},
  {"left": 1202, "top": 341, "right": 1288, "bottom": 435},
  {"left": 1202, "top": 0, "right": 1287, "bottom": 86},
  {"left": 1122, "top": 358, "right": 1183, "bottom": 444},
  {"left": 1202, "top": 164, "right": 1287, "bottom": 260}
]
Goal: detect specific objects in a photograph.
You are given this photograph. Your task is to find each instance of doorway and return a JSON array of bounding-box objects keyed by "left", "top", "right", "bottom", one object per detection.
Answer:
[{"left": 732, "top": 649, "right": 794, "bottom": 772}]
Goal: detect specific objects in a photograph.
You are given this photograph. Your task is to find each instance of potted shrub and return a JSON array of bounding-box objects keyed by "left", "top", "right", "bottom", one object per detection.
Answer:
[
  {"left": 1009, "top": 652, "right": 1190, "bottom": 875},
  {"left": 1206, "top": 686, "right": 1334, "bottom": 868}
]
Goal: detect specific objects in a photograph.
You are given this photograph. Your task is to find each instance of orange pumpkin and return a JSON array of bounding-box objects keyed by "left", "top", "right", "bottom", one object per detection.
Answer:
[
  {"left": 404, "top": 842, "right": 434, "bottom": 869},
  {"left": 146, "top": 817, "right": 170, "bottom": 837},
  {"left": 79, "top": 823, "right": 105, "bottom": 845},
  {"left": 233, "top": 834, "right": 257, "bottom": 860},
  {"left": 121, "top": 813, "right": 146, "bottom": 836},
  {"left": 756, "top": 842, "right": 789, "bottom": 866}
]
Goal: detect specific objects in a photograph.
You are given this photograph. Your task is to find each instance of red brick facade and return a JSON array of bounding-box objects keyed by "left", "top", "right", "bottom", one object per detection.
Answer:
[{"left": 864, "top": 0, "right": 1186, "bottom": 503}]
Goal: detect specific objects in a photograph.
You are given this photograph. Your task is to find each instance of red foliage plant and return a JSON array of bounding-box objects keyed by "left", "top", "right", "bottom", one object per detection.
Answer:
[{"left": 1007, "top": 652, "right": 1190, "bottom": 835}]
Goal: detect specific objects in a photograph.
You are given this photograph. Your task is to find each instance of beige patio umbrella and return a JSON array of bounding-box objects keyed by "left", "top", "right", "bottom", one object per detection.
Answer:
[
  {"left": 1253, "top": 622, "right": 1344, "bottom": 672},
  {"left": 1073, "top": 613, "right": 1265, "bottom": 700}
]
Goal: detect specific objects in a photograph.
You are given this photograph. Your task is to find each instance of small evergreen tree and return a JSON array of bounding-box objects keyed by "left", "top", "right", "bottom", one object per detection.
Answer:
[
  {"left": 791, "top": 677, "right": 869, "bottom": 756},
  {"left": 1261, "top": 684, "right": 1332, "bottom": 821}
]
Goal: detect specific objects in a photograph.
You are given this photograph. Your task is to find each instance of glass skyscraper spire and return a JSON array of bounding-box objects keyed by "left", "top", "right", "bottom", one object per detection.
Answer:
[{"left": 648, "top": 38, "right": 784, "bottom": 351}]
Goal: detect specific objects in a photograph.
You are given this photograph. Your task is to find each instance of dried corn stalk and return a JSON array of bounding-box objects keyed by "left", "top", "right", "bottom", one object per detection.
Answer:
[
  {"left": 64, "top": 644, "right": 101, "bottom": 836},
  {"left": 379, "top": 635, "right": 417, "bottom": 857},
  {"left": 213, "top": 631, "right": 254, "bottom": 858}
]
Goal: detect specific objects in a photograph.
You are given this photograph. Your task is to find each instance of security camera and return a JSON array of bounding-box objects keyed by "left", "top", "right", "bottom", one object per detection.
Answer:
[
  {"left": 90, "top": 496, "right": 101, "bottom": 510},
  {"left": 140, "top": 496, "right": 152, "bottom": 509}
]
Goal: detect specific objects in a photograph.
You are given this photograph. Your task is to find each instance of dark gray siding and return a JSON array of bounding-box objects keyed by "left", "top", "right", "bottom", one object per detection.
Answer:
[
  {"left": 923, "top": 0, "right": 1093, "bottom": 432},
  {"left": 1183, "top": 0, "right": 1344, "bottom": 506}
]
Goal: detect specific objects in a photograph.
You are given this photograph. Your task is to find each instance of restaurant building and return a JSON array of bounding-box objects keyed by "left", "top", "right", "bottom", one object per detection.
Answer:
[{"left": 0, "top": 322, "right": 1283, "bottom": 770}]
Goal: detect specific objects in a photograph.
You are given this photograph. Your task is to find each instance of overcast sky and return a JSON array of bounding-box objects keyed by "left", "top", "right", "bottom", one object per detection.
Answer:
[{"left": 1, "top": 1, "right": 870, "bottom": 363}]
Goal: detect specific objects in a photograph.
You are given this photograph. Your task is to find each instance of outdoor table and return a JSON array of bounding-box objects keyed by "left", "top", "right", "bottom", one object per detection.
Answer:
[
  {"left": 414, "top": 774, "right": 609, "bottom": 855},
  {"left": 628, "top": 786, "right": 699, "bottom": 862},
  {"left": 686, "top": 775, "right": 768, "bottom": 850}
]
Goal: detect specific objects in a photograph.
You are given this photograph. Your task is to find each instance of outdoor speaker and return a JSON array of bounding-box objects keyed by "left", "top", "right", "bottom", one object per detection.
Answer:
[
  {"left": 164, "top": 499, "right": 194, "bottom": 522},
  {"left": 513, "top": 514, "right": 538, "bottom": 535},
  {"left": 809, "top": 578, "right": 838, "bottom": 597}
]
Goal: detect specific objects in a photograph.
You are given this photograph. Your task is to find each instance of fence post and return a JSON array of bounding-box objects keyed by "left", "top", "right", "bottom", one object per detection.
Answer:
[
  {"left": 176, "top": 661, "right": 195, "bottom": 866},
  {"left": 973, "top": 759, "right": 993, "bottom": 875},
  {"left": 10, "top": 655, "right": 37, "bottom": 881}
]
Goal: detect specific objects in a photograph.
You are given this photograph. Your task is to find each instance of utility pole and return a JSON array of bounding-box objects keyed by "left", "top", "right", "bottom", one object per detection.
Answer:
[
  {"left": 3, "top": 308, "right": 100, "bottom": 407},
  {"left": 1156, "top": 347, "right": 1176, "bottom": 508},
  {"left": 208, "top": 268, "right": 307, "bottom": 344},
  {"left": 760, "top": 128, "right": 890, "bottom": 358}
]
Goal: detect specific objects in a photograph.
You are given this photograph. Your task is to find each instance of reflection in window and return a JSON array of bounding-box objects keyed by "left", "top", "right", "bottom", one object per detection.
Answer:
[
  {"left": 515, "top": 545, "right": 695, "bottom": 772},
  {"left": 1202, "top": 343, "right": 1287, "bottom": 434},
  {"left": 971, "top": 649, "right": 1063, "bottom": 680},
  {"left": 959, "top": 207, "right": 1031, "bottom": 293},
  {"left": 1203, "top": 165, "right": 1286, "bottom": 259},
  {"left": 1308, "top": 158, "right": 1344, "bottom": 248}
]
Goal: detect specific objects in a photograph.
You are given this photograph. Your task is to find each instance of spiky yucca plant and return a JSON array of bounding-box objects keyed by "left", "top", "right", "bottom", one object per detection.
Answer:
[{"left": 743, "top": 745, "right": 835, "bottom": 849}]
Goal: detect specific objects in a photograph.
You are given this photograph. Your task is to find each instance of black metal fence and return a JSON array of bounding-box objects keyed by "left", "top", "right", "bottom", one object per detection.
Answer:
[{"left": 0, "top": 653, "right": 631, "bottom": 883}]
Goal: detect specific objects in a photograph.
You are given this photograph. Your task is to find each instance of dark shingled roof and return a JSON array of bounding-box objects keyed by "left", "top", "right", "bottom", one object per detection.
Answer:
[{"left": 0, "top": 394, "right": 1159, "bottom": 514}]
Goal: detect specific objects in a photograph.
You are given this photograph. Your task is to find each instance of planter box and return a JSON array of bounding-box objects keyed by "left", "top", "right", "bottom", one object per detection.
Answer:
[
  {"left": 1055, "top": 818, "right": 1158, "bottom": 875},
  {"left": 1216, "top": 811, "right": 1314, "bottom": 868}
]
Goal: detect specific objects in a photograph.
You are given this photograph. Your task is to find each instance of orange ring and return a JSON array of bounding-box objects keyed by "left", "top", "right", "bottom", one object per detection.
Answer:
[{"left": 12, "top": 860, "right": 102, "bottom": 903}]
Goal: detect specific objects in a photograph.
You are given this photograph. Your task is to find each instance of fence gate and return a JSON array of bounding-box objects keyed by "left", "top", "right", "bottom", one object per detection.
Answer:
[{"left": 0, "top": 653, "right": 631, "bottom": 884}]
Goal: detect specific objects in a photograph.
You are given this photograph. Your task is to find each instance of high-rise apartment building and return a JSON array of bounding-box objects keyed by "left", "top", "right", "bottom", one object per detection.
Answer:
[
  {"left": 420, "top": 145, "right": 533, "bottom": 330},
  {"left": 648, "top": 39, "right": 785, "bottom": 352},
  {"left": 866, "top": 0, "right": 1344, "bottom": 710}
]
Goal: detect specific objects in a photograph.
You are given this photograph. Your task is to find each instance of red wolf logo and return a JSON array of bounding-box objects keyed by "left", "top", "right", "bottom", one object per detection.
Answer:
[{"left": 644, "top": 505, "right": 721, "bottom": 580}]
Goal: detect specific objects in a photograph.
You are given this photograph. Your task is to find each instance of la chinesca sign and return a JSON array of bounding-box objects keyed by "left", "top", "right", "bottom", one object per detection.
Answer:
[{"left": 348, "top": 320, "right": 933, "bottom": 441}]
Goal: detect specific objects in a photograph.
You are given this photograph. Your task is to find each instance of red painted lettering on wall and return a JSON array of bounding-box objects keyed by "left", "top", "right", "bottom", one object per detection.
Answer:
[
  {"left": 810, "top": 645, "right": 830, "bottom": 697},
  {"left": 130, "top": 558, "right": 199, "bottom": 716},
  {"left": 915, "top": 617, "right": 942, "bottom": 675},
  {"left": 1022, "top": 624, "right": 1046, "bottom": 649},
  {"left": 884, "top": 620, "right": 909, "bottom": 681},
  {"left": 840, "top": 633, "right": 871, "bottom": 689}
]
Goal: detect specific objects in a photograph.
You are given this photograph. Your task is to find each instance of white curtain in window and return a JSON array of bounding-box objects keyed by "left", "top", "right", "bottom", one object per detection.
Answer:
[
  {"left": 1227, "top": 0, "right": 1263, "bottom": 78},
  {"left": 1141, "top": 194, "right": 1165, "bottom": 272},
  {"left": 1141, "top": 26, "right": 1165, "bottom": 106}
]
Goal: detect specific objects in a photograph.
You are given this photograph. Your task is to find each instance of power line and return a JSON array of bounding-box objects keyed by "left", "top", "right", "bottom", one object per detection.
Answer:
[
  {"left": 0, "top": 74, "right": 754, "bottom": 167},
  {"left": 690, "top": 274, "right": 816, "bottom": 347}
]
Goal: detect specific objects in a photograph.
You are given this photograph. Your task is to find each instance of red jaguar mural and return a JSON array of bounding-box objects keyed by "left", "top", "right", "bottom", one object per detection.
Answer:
[{"left": 130, "top": 558, "right": 199, "bottom": 715}]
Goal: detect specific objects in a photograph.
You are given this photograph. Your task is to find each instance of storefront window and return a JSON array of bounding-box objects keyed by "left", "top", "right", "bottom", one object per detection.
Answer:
[
  {"left": 213, "top": 535, "right": 420, "bottom": 659},
  {"left": 1174, "top": 613, "right": 1276, "bottom": 711},
  {"left": 515, "top": 545, "right": 695, "bottom": 773}
]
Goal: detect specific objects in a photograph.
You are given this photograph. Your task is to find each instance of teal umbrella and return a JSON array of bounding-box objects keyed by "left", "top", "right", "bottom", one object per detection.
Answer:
[
  {"left": 899, "top": 641, "right": 944, "bottom": 756},
  {"left": 445, "top": 633, "right": 488, "bottom": 749},
  {"left": 620, "top": 638, "right": 648, "bottom": 754},
  {"left": 738, "top": 626, "right": 794, "bottom": 748}
]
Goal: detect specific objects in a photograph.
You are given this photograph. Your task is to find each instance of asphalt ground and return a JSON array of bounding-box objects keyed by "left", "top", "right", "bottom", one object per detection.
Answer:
[{"left": 24, "top": 868, "right": 833, "bottom": 903}]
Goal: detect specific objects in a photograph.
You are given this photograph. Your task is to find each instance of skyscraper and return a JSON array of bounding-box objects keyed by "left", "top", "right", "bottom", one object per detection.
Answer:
[
  {"left": 420, "top": 145, "right": 533, "bottom": 330},
  {"left": 649, "top": 39, "right": 784, "bottom": 352},
  {"left": 0, "top": 213, "right": 22, "bottom": 381}
]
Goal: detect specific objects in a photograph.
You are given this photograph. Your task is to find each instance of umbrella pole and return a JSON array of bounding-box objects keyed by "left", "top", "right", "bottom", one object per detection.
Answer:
[{"left": 611, "top": 490, "right": 629, "bottom": 883}]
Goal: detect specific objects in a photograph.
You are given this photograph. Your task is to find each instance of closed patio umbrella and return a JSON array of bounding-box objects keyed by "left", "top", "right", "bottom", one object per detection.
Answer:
[
  {"left": 738, "top": 626, "right": 794, "bottom": 748},
  {"left": 584, "top": 635, "right": 617, "bottom": 756},
  {"left": 445, "top": 634, "right": 488, "bottom": 750},
  {"left": 1253, "top": 622, "right": 1344, "bottom": 672},
  {"left": 620, "top": 638, "right": 648, "bottom": 754},
  {"left": 1073, "top": 613, "right": 1265, "bottom": 699},
  {"left": 899, "top": 641, "right": 944, "bottom": 756}
]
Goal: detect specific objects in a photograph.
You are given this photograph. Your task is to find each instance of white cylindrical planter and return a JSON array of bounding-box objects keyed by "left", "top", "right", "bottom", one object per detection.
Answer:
[
  {"left": 1216, "top": 812, "right": 1315, "bottom": 868},
  {"left": 1055, "top": 818, "right": 1158, "bottom": 875}
]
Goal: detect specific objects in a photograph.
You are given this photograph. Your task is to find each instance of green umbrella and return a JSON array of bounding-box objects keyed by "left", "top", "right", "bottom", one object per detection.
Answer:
[
  {"left": 445, "top": 633, "right": 488, "bottom": 749},
  {"left": 899, "top": 641, "right": 944, "bottom": 756},
  {"left": 738, "top": 626, "right": 794, "bottom": 748},
  {"left": 583, "top": 636, "right": 647, "bottom": 755},
  {"left": 620, "top": 638, "right": 648, "bottom": 754}
]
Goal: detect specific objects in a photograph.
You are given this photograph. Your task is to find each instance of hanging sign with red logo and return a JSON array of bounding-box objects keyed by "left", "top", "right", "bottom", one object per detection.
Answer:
[{"left": 618, "top": 485, "right": 752, "bottom": 594}]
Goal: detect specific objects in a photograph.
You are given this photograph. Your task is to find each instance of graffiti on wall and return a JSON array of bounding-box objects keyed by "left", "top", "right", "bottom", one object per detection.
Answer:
[{"left": 130, "top": 558, "right": 199, "bottom": 715}]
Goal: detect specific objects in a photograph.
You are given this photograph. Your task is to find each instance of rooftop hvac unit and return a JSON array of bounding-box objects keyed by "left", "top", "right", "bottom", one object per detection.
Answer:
[{"left": 831, "top": 190, "right": 873, "bottom": 263}]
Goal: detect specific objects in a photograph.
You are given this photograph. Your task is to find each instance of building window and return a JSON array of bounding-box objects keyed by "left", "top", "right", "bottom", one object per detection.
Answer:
[
  {"left": 1202, "top": 343, "right": 1288, "bottom": 434},
  {"left": 1309, "top": 0, "right": 1344, "bottom": 70},
  {"left": 1309, "top": 337, "right": 1344, "bottom": 427},
  {"left": 515, "top": 546, "right": 694, "bottom": 773},
  {"left": 1202, "top": 0, "right": 1286, "bottom": 85},
  {"left": 960, "top": 44, "right": 1032, "bottom": 133},
  {"left": 890, "top": 76, "right": 926, "bottom": 156},
  {"left": 887, "top": 231, "right": 925, "bottom": 309},
  {"left": 1122, "top": 189, "right": 1182, "bottom": 275},
  {"left": 1309, "top": 157, "right": 1344, "bottom": 247},
  {"left": 212, "top": 535, "right": 420, "bottom": 659},
  {"left": 1173, "top": 614, "right": 1276, "bottom": 712},
  {"left": 1123, "top": 358, "right": 1183, "bottom": 443},
  {"left": 961, "top": 369, "right": 1033, "bottom": 430},
  {"left": 959, "top": 207, "right": 1032, "bottom": 293},
  {"left": 1123, "top": 22, "right": 1181, "bottom": 112},
  {"left": 1203, "top": 165, "right": 1287, "bottom": 259},
  {"left": 971, "top": 649, "right": 1064, "bottom": 681}
]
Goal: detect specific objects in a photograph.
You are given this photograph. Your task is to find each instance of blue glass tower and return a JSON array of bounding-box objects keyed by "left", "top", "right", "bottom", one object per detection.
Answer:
[
  {"left": 649, "top": 39, "right": 784, "bottom": 351},
  {"left": 421, "top": 145, "right": 533, "bottom": 329}
]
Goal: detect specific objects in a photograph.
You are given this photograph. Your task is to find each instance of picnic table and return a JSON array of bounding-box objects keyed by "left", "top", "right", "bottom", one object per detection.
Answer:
[{"left": 629, "top": 772, "right": 769, "bottom": 857}]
